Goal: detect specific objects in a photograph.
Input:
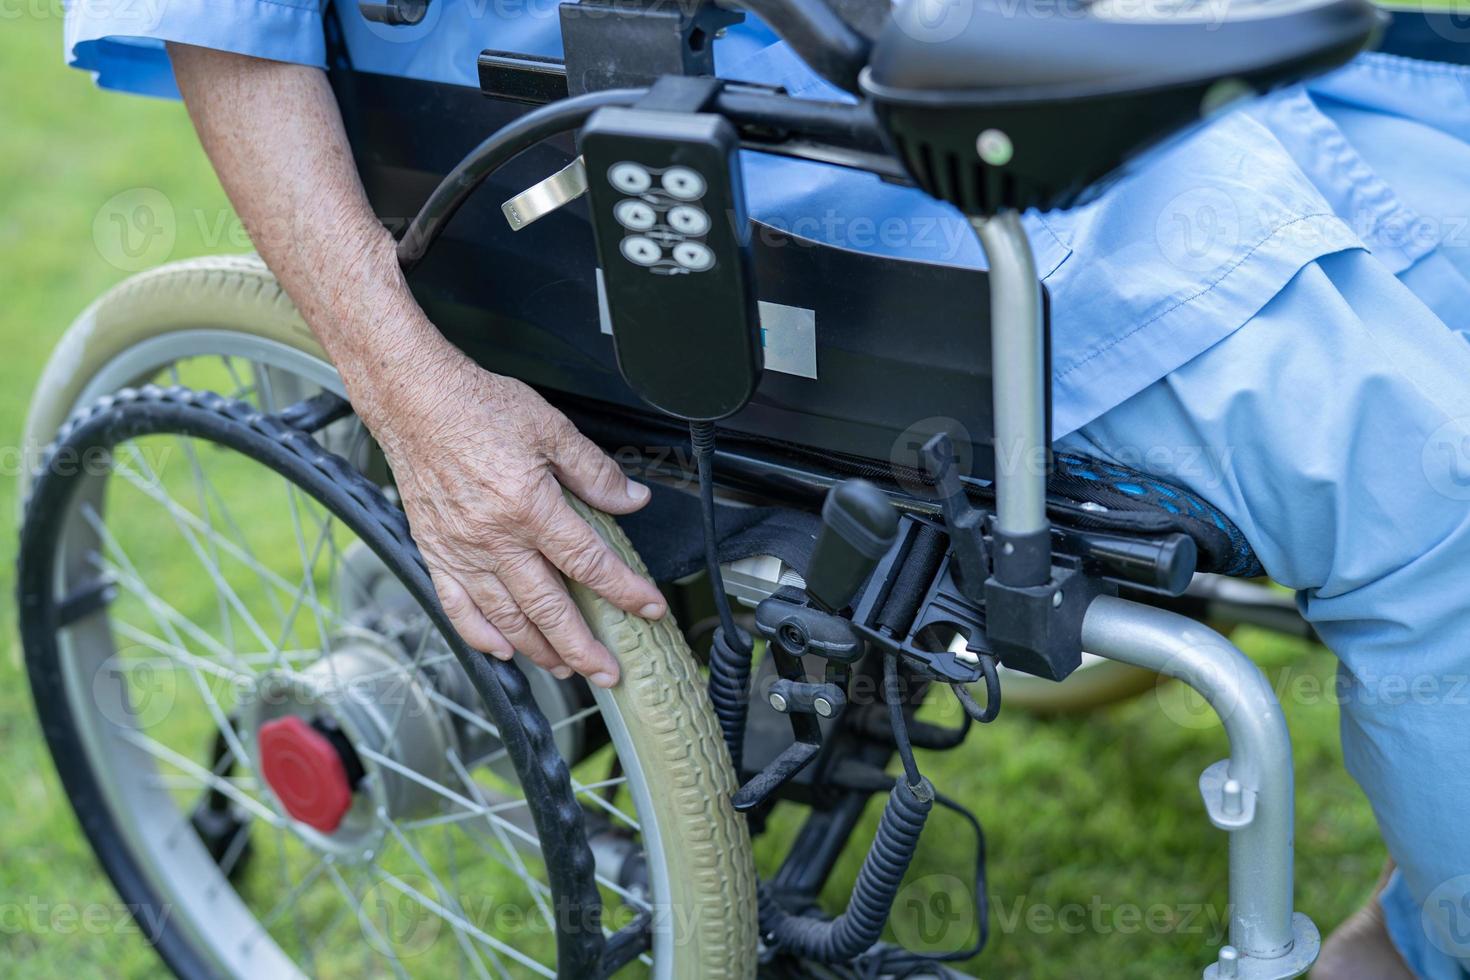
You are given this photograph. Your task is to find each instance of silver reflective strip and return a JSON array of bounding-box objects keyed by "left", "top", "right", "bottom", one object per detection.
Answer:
[{"left": 502, "top": 157, "right": 589, "bottom": 231}]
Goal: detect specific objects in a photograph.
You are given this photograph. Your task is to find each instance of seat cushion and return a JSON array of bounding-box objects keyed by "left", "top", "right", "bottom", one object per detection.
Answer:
[{"left": 1049, "top": 452, "right": 1263, "bottom": 578}]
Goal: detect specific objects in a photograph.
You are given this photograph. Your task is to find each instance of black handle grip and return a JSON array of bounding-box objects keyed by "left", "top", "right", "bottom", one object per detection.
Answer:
[
  {"left": 1073, "top": 529, "right": 1197, "bottom": 596},
  {"left": 805, "top": 479, "right": 900, "bottom": 611}
]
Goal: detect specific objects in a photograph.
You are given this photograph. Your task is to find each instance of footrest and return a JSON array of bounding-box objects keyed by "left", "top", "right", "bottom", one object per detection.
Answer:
[
  {"left": 732, "top": 741, "right": 821, "bottom": 812},
  {"left": 1203, "top": 913, "right": 1321, "bottom": 980}
]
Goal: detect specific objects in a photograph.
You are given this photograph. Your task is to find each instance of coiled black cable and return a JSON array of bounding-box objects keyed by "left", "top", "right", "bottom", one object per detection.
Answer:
[
  {"left": 690, "top": 421, "right": 755, "bottom": 768},
  {"left": 858, "top": 789, "right": 991, "bottom": 976},
  {"left": 758, "top": 776, "right": 935, "bottom": 962}
]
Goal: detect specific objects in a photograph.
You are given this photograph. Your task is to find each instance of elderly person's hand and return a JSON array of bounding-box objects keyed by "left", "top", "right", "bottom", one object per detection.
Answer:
[
  {"left": 168, "top": 43, "right": 667, "bottom": 687},
  {"left": 363, "top": 343, "right": 665, "bottom": 686}
]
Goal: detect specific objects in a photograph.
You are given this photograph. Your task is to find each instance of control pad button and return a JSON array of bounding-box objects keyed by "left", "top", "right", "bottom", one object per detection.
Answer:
[
  {"left": 667, "top": 205, "right": 710, "bottom": 236},
  {"left": 661, "top": 167, "right": 706, "bottom": 201},
  {"left": 614, "top": 199, "right": 657, "bottom": 231},
  {"left": 620, "top": 236, "right": 663, "bottom": 267},
  {"left": 672, "top": 241, "right": 715, "bottom": 272},
  {"left": 608, "top": 162, "right": 652, "bottom": 194}
]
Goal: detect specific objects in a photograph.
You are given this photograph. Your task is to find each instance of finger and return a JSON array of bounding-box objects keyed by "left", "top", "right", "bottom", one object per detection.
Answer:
[
  {"left": 535, "top": 489, "right": 667, "bottom": 620},
  {"left": 549, "top": 422, "right": 650, "bottom": 516},
  {"left": 502, "top": 554, "right": 620, "bottom": 687},
  {"left": 430, "top": 570, "right": 513, "bottom": 658},
  {"left": 463, "top": 569, "right": 574, "bottom": 679}
]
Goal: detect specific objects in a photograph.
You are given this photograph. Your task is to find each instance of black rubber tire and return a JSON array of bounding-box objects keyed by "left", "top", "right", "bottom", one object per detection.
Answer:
[{"left": 18, "top": 386, "right": 607, "bottom": 977}]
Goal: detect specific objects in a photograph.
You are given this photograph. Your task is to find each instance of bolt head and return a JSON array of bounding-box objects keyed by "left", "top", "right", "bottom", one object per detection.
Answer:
[
  {"left": 769, "top": 692, "right": 788, "bottom": 713},
  {"left": 813, "top": 696, "right": 834, "bottom": 718}
]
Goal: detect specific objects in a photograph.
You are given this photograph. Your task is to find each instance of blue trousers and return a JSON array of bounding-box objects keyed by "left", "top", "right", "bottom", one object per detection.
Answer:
[{"left": 1060, "top": 248, "right": 1470, "bottom": 979}]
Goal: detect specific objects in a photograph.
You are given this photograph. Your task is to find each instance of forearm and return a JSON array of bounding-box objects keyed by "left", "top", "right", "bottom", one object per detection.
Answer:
[
  {"left": 167, "top": 43, "right": 455, "bottom": 429},
  {"left": 166, "top": 43, "right": 664, "bottom": 680}
]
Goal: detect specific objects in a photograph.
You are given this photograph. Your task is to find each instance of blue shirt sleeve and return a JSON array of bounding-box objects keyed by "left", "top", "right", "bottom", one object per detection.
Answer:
[{"left": 64, "top": 0, "right": 328, "bottom": 99}]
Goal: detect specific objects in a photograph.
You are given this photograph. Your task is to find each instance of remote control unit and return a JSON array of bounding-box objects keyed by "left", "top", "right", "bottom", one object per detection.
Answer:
[{"left": 580, "top": 107, "right": 762, "bottom": 421}]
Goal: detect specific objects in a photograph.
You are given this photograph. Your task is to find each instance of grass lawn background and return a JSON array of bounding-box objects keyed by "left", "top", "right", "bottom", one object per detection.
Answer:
[{"left": 0, "top": 8, "right": 1401, "bottom": 978}]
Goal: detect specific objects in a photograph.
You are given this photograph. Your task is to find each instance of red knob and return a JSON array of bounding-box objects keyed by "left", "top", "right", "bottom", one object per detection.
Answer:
[{"left": 257, "top": 716, "right": 354, "bottom": 833}]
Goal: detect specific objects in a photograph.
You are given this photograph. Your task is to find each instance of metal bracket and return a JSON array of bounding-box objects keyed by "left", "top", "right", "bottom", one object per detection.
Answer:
[
  {"left": 731, "top": 590, "right": 856, "bottom": 811},
  {"left": 559, "top": 0, "right": 742, "bottom": 95},
  {"left": 502, "top": 157, "right": 588, "bottom": 231}
]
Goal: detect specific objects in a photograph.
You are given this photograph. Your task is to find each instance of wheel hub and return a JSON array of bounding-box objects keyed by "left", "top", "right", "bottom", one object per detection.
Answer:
[
  {"left": 242, "top": 629, "right": 462, "bottom": 859},
  {"left": 257, "top": 715, "right": 358, "bottom": 833}
]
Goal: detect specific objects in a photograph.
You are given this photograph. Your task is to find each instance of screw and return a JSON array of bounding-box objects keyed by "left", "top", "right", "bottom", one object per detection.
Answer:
[
  {"left": 1052, "top": 590, "right": 1064, "bottom": 608},
  {"left": 976, "top": 128, "right": 1014, "bottom": 166},
  {"left": 813, "top": 696, "right": 834, "bottom": 718},
  {"left": 769, "top": 692, "right": 788, "bottom": 713},
  {"left": 1217, "top": 945, "right": 1240, "bottom": 978}
]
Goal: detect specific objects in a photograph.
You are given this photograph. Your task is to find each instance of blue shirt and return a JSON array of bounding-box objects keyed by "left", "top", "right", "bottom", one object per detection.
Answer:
[{"left": 63, "top": 1, "right": 1470, "bottom": 438}]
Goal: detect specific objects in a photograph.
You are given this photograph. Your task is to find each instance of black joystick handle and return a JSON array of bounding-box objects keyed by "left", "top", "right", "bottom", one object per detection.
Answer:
[{"left": 805, "top": 479, "right": 899, "bottom": 612}]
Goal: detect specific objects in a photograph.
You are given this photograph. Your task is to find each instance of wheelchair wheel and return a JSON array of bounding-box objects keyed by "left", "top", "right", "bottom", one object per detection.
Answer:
[{"left": 18, "top": 256, "right": 756, "bottom": 979}]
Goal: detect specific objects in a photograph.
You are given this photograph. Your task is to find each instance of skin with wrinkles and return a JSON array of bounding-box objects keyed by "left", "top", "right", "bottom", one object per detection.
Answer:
[{"left": 167, "top": 43, "right": 667, "bottom": 686}]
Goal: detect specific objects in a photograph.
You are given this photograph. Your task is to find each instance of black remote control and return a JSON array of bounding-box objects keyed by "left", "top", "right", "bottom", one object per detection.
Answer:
[{"left": 580, "top": 107, "right": 762, "bottom": 421}]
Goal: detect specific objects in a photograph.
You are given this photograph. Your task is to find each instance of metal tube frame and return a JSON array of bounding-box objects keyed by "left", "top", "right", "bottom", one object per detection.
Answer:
[
  {"left": 972, "top": 210, "right": 1051, "bottom": 586},
  {"left": 1081, "top": 595, "right": 1321, "bottom": 979}
]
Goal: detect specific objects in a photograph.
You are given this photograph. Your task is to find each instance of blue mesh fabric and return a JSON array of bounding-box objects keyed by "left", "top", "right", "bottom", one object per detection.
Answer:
[{"left": 1050, "top": 452, "right": 1263, "bottom": 578}]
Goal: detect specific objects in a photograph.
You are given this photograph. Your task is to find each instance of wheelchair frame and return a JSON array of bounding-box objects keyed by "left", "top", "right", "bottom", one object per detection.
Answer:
[{"left": 322, "top": 3, "right": 1466, "bottom": 976}]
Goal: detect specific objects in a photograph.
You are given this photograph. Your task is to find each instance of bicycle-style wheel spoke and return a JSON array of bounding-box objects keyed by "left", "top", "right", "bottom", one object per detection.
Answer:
[{"left": 34, "top": 352, "right": 671, "bottom": 979}]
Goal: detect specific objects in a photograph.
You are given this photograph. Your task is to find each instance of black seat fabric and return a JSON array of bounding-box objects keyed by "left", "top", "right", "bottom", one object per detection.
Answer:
[
  {"left": 1048, "top": 453, "right": 1262, "bottom": 579},
  {"left": 615, "top": 454, "right": 1262, "bottom": 585}
]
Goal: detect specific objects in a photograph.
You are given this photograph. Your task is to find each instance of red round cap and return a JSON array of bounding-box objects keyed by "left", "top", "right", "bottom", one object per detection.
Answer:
[{"left": 257, "top": 716, "right": 354, "bottom": 833}]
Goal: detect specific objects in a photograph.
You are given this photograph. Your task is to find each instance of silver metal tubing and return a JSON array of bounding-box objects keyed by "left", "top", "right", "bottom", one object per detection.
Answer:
[
  {"left": 1081, "top": 595, "right": 1320, "bottom": 979},
  {"left": 972, "top": 210, "right": 1049, "bottom": 540}
]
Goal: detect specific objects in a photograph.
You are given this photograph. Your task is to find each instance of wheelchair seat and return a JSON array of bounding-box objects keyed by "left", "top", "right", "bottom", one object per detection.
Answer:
[
  {"left": 1049, "top": 453, "right": 1262, "bottom": 579},
  {"left": 862, "top": 0, "right": 1382, "bottom": 212},
  {"left": 604, "top": 445, "right": 1262, "bottom": 588}
]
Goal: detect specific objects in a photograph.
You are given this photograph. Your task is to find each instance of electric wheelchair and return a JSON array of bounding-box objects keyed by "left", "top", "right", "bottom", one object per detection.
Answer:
[{"left": 19, "top": 0, "right": 1461, "bottom": 976}]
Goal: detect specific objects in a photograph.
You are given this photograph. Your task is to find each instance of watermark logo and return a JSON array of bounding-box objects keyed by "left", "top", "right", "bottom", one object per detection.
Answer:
[
  {"left": 358, "top": 0, "right": 446, "bottom": 43},
  {"left": 359, "top": 875, "right": 443, "bottom": 958},
  {"left": 93, "top": 188, "right": 175, "bottom": 272},
  {"left": 93, "top": 649, "right": 178, "bottom": 729},
  {"left": 1155, "top": 185, "right": 1241, "bottom": 274},
  {"left": 894, "top": 0, "right": 976, "bottom": 43},
  {"left": 889, "top": 416, "right": 974, "bottom": 497},
  {"left": 891, "top": 873, "right": 976, "bottom": 954},
  {"left": 1423, "top": 875, "right": 1470, "bottom": 959},
  {"left": 1421, "top": 418, "right": 1470, "bottom": 502},
  {"left": 1422, "top": 0, "right": 1470, "bottom": 44}
]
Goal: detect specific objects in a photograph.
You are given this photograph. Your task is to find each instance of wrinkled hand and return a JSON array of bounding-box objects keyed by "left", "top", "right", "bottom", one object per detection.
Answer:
[{"left": 363, "top": 345, "right": 666, "bottom": 687}]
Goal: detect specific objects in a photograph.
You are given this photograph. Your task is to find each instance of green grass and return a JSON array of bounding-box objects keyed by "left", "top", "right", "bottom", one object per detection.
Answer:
[{"left": 0, "top": 12, "right": 1387, "bottom": 980}]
